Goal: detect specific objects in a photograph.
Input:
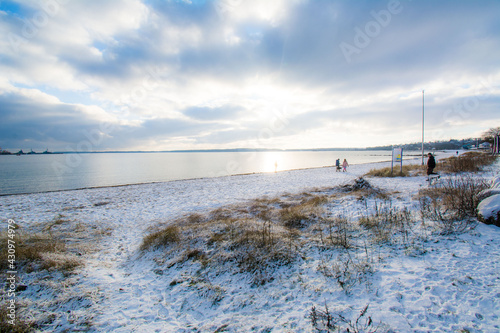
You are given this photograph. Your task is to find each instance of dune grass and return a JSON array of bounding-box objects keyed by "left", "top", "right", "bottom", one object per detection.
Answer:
[
  {"left": 140, "top": 179, "right": 422, "bottom": 288},
  {"left": 0, "top": 224, "right": 82, "bottom": 274},
  {"left": 439, "top": 151, "right": 498, "bottom": 173},
  {"left": 364, "top": 164, "right": 425, "bottom": 177}
]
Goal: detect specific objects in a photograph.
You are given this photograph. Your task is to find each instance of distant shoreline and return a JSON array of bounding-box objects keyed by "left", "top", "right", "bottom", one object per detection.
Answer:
[{"left": 0, "top": 156, "right": 429, "bottom": 197}]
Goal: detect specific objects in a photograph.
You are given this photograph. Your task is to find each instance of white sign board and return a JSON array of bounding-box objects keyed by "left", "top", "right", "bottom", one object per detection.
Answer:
[
  {"left": 391, "top": 147, "right": 403, "bottom": 174},
  {"left": 393, "top": 147, "right": 403, "bottom": 163}
]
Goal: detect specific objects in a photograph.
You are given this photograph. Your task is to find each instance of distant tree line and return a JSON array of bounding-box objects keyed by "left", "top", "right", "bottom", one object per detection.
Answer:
[
  {"left": 367, "top": 138, "right": 485, "bottom": 151},
  {"left": 368, "top": 126, "right": 499, "bottom": 152}
]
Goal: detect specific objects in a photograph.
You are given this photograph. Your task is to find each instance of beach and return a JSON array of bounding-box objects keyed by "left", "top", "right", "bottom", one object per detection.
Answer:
[{"left": 1, "top": 151, "right": 499, "bottom": 332}]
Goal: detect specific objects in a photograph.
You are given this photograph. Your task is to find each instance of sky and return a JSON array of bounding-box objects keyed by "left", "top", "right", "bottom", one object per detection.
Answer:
[{"left": 0, "top": 0, "right": 499, "bottom": 152}]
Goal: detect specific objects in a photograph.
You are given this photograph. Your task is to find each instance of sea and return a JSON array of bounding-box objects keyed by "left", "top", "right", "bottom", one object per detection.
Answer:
[{"left": 0, "top": 150, "right": 419, "bottom": 195}]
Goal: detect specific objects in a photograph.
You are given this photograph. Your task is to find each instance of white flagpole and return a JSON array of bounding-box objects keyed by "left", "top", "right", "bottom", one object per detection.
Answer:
[{"left": 421, "top": 90, "right": 425, "bottom": 165}]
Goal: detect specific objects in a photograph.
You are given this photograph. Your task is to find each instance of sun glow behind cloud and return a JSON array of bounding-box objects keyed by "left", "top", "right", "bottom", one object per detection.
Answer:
[{"left": 0, "top": 0, "right": 499, "bottom": 151}]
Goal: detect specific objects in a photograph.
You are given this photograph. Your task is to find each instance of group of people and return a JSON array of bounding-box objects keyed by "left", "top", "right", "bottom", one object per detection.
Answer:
[{"left": 335, "top": 158, "right": 349, "bottom": 172}]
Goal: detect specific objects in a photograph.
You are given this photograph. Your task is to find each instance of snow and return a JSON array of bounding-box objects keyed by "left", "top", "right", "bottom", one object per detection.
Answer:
[
  {"left": 492, "top": 176, "right": 500, "bottom": 188},
  {"left": 478, "top": 173, "right": 500, "bottom": 226},
  {"left": 477, "top": 188, "right": 500, "bottom": 202},
  {"left": 1, "top": 151, "right": 500, "bottom": 332},
  {"left": 478, "top": 194, "right": 500, "bottom": 225}
]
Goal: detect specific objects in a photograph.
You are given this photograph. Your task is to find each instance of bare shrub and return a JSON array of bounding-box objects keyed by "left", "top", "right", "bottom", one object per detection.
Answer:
[
  {"left": 324, "top": 216, "right": 353, "bottom": 249},
  {"left": 228, "top": 219, "right": 297, "bottom": 285},
  {"left": 310, "top": 303, "right": 379, "bottom": 333},
  {"left": 418, "top": 194, "right": 447, "bottom": 222},
  {"left": 319, "top": 253, "right": 373, "bottom": 294},
  {"left": 418, "top": 173, "right": 486, "bottom": 234},
  {"left": 309, "top": 304, "right": 336, "bottom": 331},
  {"left": 359, "top": 201, "right": 414, "bottom": 245},
  {"left": 440, "top": 152, "right": 497, "bottom": 173},
  {"left": 440, "top": 174, "right": 488, "bottom": 218},
  {"left": 419, "top": 174, "right": 488, "bottom": 217}
]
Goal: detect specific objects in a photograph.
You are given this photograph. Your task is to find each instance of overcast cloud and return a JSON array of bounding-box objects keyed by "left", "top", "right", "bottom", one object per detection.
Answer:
[{"left": 1, "top": 0, "right": 499, "bottom": 151}]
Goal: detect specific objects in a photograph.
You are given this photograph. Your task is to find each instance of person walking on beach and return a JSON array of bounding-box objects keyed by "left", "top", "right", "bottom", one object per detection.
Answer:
[
  {"left": 342, "top": 159, "right": 349, "bottom": 172},
  {"left": 426, "top": 153, "right": 437, "bottom": 176},
  {"left": 335, "top": 158, "right": 341, "bottom": 172}
]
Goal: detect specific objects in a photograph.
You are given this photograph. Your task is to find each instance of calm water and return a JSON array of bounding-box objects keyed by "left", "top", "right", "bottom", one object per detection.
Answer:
[{"left": 0, "top": 150, "right": 409, "bottom": 195}]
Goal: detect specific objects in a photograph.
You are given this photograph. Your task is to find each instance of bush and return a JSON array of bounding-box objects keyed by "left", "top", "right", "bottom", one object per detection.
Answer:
[
  {"left": 326, "top": 216, "right": 352, "bottom": 249},
  {"left": 418, "top": 173, "right": 487, "bottom": 234},
  {"left": 309, "top": 303, "right": 379, "bottom": 333},
  {"left": 420, "top": 174, "right": 487, "bottom": 219},
  {"left": 440, "top": 152, "right": 497, "bottom": 173},
  {"left": 359, "top": 201, "right": 414, "bottom": 245},
  {"left": 441, "top": 174, "right": 488, "bottom": 218}
]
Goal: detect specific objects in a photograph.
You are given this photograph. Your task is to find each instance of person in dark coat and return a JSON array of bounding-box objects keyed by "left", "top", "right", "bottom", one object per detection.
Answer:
[
  {"left": 427, "top": 153, "right": 437, "bottom": 175},
  {"left": 335, "top": 158, "right": 341, "bottom": 172}
]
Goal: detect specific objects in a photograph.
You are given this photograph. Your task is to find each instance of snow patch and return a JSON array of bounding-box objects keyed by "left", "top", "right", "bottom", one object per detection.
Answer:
[
  {"left": 478, "top": 194, "right": 500, "bottom": 226},
  {"left": 477, "top": 188, "right": 500, "bottom": 202}
]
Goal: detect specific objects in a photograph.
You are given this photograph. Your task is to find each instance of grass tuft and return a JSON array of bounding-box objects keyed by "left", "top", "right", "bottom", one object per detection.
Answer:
[
  {"left": 0, "top": 226, "right": 82, "bottom": 274},
  {"left": 0, "top": 306, "right": 33, "bottom": 332},
  {"left": 140, "top": 225, "right": 180, "bottom": 251},
  {"left": 365, "top": 164, "right": 425, "bottom": 177}
]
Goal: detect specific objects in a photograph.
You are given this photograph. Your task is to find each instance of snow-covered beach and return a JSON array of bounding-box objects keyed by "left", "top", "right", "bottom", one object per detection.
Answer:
[{"left": 2, "top": 151, "right": 500, "bottom": 332}]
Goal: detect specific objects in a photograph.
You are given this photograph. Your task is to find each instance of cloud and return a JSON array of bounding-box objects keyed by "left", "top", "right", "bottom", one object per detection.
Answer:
[
  {"left": 183, "top": 104, "right": 244, "bottom": 121},
  {"left": 0, "top": 88, "right": 115, "bottom": 150},
  {"left": 0, "top": 0, "right": 499, "bottom": 151}
]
